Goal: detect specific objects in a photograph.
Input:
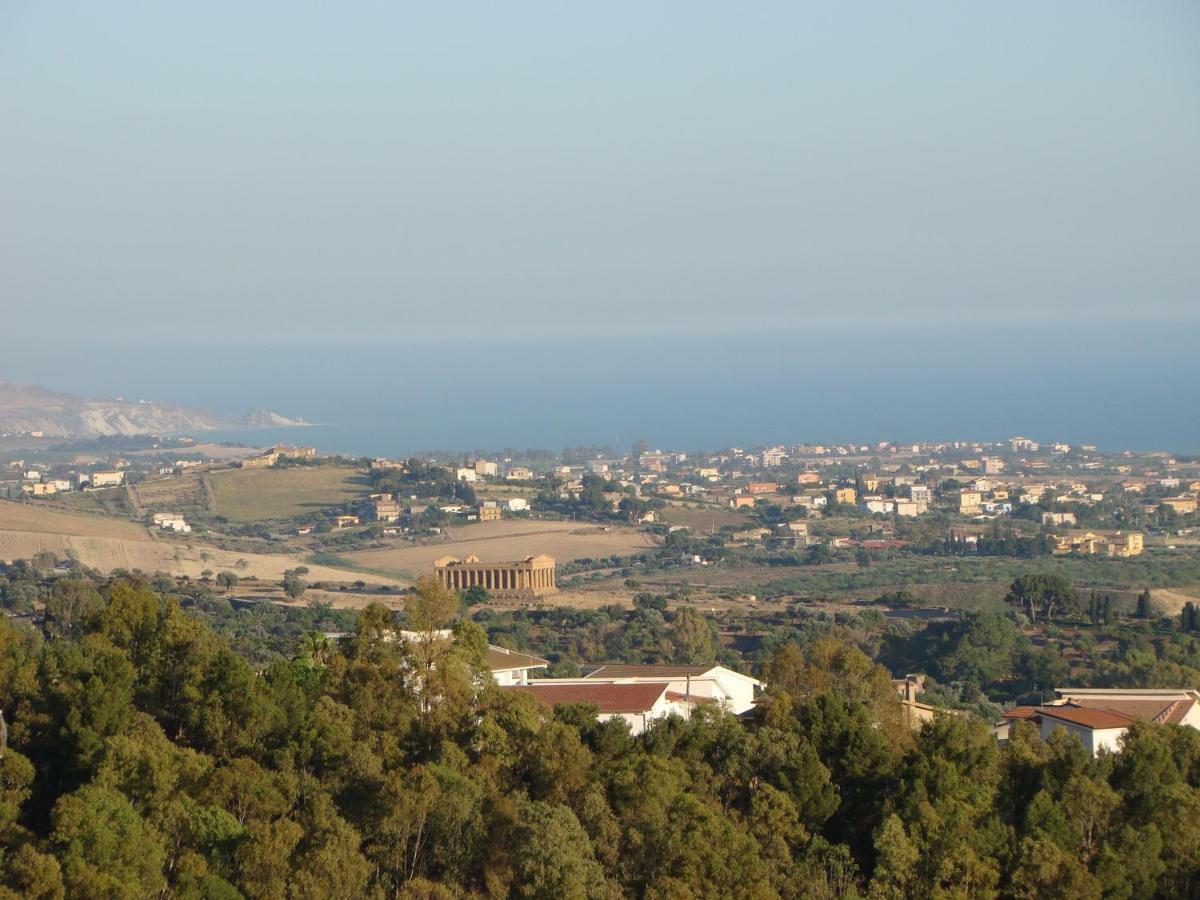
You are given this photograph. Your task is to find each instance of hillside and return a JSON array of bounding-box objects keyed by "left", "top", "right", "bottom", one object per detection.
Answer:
[
  {"left": 0, "top": 382, "right": 305, "bottom": 437},
  {"left": 0, "top": 499, "right": 392, "bottom": 586}
]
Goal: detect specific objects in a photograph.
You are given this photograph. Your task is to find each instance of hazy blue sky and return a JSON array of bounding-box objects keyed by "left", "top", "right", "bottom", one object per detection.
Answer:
[
  {"left": 2, "top": 4, "right": 1199, "bottom": 452},
  {"left": 3, "top": 2, "right": 1198, "bottom": 343}
]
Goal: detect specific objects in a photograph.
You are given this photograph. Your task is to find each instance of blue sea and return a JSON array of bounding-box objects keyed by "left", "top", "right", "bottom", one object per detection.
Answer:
[{"left": 7, "top": 323, "right": 1200, "bottom": 457}]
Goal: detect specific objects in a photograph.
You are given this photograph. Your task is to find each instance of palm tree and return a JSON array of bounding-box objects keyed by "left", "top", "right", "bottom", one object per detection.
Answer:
[{"left": 300, "top": 630, "right": 332, "bottom": 666}]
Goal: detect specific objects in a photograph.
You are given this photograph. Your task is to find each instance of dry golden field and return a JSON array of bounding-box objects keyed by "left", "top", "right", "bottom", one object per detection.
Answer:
[
  {"left": 1151, "top": 585, "right": 1200, "bottom": 615},
  {"left": 0, "top": 499, "right": 390, "bottom": 585},
  {"left": 657, "top": 501, "right": 751, "bottom": 531},
  {"left": 344, "top": 519, "right": 662, "bottom": 580},
  {"left": 0, "top": 500, "right": 149, "bottom": 539},
  {"left": 206, "top": 466, "right": 369, "bottom": 521}
]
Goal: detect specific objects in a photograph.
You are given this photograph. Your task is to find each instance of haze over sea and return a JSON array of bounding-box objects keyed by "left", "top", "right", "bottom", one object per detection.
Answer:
[{"left": 7, "top": 321, "right": 1198, "bottom": 457}]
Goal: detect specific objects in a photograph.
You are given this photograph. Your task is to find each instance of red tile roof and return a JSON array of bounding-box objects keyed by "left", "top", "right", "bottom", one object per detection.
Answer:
[
  {"left": 1037, "top": 706, "right": 1132, "bottom": 730},
  {"left": 506, "top": 681, "right": 668, "bottom": 713},
  {"left": 1065, "top": 697, "right": 1195, "bottom": 725},
  {"left": 1002, "top": 706, "right": 1041, "bottom": 720}
]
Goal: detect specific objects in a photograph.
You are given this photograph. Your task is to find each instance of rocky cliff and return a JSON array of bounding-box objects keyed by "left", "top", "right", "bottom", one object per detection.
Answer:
[{"left": 0, "top": 383, "right": 305, "bottom": 438}]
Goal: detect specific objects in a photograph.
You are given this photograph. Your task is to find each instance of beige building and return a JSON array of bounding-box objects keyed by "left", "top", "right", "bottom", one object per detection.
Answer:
[
  {"left": 88, "top": 470, "right": 126, "bottom": 488},
  {"left": 240, "top": 452, "right": 278, "bottom": 469},
  {"left": 434, "top": 554, "right": 557, "bottom": 597},
  {"left": 1055, "top": 531, "right": 1143, "bottom": 557},
  {"left": 1162, "top": 496, "right": 1198, "bottom": 515},
  {"left": 956, "top": 490, "right": 982, "bottom": 514}
]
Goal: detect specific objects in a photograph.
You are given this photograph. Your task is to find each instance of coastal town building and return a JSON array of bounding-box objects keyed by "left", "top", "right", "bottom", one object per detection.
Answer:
[
  {"left": 1162, "top": 496, "right": 1198, "bottom": 515},
  {"left": 1054, "top": 531, "right": 1143, "bottom": 557},
  {"left": 1042, "top": 511, "right": 1077, "bottom": 527},
  {"left": 368, "top": 497, "right": 402, "bottom": 522},
  {"left": 832, "top": 487, "right": 857, "bottom": 505},
  {"left": 85, "top": 470, "right": 125, "bottom": 488}
]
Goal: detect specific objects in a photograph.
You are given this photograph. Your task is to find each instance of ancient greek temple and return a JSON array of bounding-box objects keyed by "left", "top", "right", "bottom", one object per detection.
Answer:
[{"left": 433, "top": 554, "right": 557, "bottom": 597}]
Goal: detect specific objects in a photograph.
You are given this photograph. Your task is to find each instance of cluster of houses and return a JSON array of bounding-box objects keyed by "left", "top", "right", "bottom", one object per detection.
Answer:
[
  {"left": 2, "top": 461, "right": 128, "bottom": 499},
  {"left": 485, "top": 644, "right": 1200, "bottom": 757}
]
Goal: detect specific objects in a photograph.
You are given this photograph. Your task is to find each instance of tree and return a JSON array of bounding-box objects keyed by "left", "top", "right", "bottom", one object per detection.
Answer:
[
  {"left": 215, "top": 572, "right": 238, "bottom": 593},
  {"left": 43, "top": 581, "right": 104, "bottom": 641},
  {"left": 462, "top": 585, "right": 489, "bottom": 606},
  {"left": 1136, "top": 589, "right": 1153, "bottom": 619},
  {"left": 283, "top": 574, "right": 307, "bottom": 600},
  {"left": 50, "top": 785, "right": 166, "bottom": 897},
  {"left": 669, "top": 608, "right": 716, "bottom": 665},
  {"left": 1005, "top": 574, "right": 1078, "bottom": 624},
  {"left": 632, "top": 592, "right": 667, "bottom": 612}
]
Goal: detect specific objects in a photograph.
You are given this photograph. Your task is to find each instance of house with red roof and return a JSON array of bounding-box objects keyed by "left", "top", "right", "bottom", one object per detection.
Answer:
[
  {"left": 1002, "top": 688, "right": 1200, "bottom": 756},
  {"left": 504, "top": 681, "right": 689, "bottom": 735},
  {"left": 579, "top": 664, "right": 762, "bottom": 716}
]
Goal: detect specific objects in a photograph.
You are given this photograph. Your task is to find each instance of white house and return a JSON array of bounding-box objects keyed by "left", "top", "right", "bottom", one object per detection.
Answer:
[
  {"left": 504, "top": 497, "right": 530, "bottom": 512},
  {"left": 152, "top": 512, "right": 192, "bottom": 534},
  {"left": 455, "top": 467, "right": 478, "bottom": 483},
  {"left": 504, "top": 681, "right": 690, "bottom": 735},
  {"left": 486, "top": 646, "right": 549, "bottom": 685},
  {"left": 85, "top": 470, "right": 125, "bottom": 488},
  {"left": 1005, "top": 688, "right": 1200, "bottom": 757},
  {"left": 580, "top": 664, "right": 763, "bottom": 716}
]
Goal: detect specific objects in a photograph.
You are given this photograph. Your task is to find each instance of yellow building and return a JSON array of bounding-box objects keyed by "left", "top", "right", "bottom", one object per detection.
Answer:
[
  {"left": 1055, "top": 531, "right": 1144, "bottom": 557},
  {"left": 832, "top": 487, "right": 857, "bottom": 505},
  {"left": 1162, "top": 496, "right": 1198, "bottom": 515},
  {"left": 957, "top": 490, "right": 982, "bottom": 514}
]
